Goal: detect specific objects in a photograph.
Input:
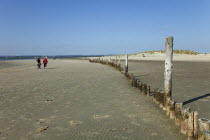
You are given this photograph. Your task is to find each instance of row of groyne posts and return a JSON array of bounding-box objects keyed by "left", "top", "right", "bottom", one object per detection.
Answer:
[{"left": 89, "top": 37, "right": 210, "bottom": 140}]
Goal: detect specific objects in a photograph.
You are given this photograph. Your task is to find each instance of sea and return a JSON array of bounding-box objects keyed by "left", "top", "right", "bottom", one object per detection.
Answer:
[{"left": 0, "top": 55, "right": 104, "bottom": 61}]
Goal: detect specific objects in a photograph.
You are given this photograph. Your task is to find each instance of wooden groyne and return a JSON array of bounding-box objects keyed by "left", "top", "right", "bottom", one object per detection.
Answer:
[{"left": 89, "top": 38, "right": 210, "bottom": 140}]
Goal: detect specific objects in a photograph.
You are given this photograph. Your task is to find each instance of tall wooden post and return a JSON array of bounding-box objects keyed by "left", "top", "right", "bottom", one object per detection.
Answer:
[
  {"left": 164, "top": 36, "right": 173, "bottom": 98},
  {"left": 125, "top": 54, "right": 128, "bottom": 73}
]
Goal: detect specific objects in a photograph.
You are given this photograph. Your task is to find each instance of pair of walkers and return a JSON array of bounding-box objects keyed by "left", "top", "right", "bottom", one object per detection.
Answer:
[{"left": 36, "top": 57, "right": 48, "bottom": 69}]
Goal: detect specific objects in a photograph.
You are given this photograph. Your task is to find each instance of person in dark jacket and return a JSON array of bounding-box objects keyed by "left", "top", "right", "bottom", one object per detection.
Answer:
[
  {"left": 43, "top": 57, "right": 48, "bottom": 69},
  {"left": 36, "top": 57, "right": 41, "bottom": 69}
]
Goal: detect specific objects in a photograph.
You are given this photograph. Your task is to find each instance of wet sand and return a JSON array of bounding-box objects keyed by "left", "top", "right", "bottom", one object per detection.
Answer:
[
  {"left": 0, "top": 60, "right": 186, "bottom": 140},
  {"left": 120, "top": 60, "right": 210, "bottom": 119}
]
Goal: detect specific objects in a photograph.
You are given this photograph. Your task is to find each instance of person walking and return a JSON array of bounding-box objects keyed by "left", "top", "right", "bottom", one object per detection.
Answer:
[
  {"left": 43, "top": 57, "right": 48, "bottom": 69},
  {"left": 36, "top": 57, "right": 41, "bottom": 69}
]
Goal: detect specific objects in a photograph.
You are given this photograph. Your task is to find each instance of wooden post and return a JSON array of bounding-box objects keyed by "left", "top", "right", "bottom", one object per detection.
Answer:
[
  {"left": 198, "top": 118, "right": 210, "bottom": 131},
  {"left": 194, "top": 111, "right": 199, "bottom": 138},
  {"left": 188, "top": 112, "right": 194, "bottom": 139},
  {"left": 125, "top": 54, "right": 128, "bottom": 73},
  {"left": 115, "top": 56, "right": 117, "bottom": 64},
  {"left": 118, "top": 56, "right": 121, "bottom": 71},
  {"left": 175, "top": 102, "right": 183, "bottom": 126},
  {"left": 198, "top": 118, "right": 210, "bottom": 140},
  {"left": 164, "top": 36, "right": 173, "bottom": 99},
  {"left": 166, "top": 97, "right": 171, "bottom": 116},
  {"left": 181, "top": 107, "right": 190, "bottom": 135},
  {"left": 153, "top": 88, "right": 158, "bottom": 104},
  {"left": 147, "top": 85, "right": 150, "bottom": 96},
  {"left": 169, "top": 100, "right": 175, "bottom": 119},
  {"left": 204, "top": 131, "right": 210, "bottom": 140}
]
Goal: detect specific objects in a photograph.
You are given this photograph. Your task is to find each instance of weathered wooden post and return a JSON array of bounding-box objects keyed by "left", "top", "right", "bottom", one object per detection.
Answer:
[
  {"left": 194, "top": 111, "right": 199, "bottom": 138},
  {"left": 204, "top": 131, "right": 210, "bottom": 140},
  {"left": 169, "top": 100, "right": 175, "bottom": 119},
  {"left": 198, "top": 118, "right": 210, "bottom": 140},
  {"left": 175, "top": 102, "right": 183, "bottom": 125},
  {"left": 164, "top": 36, "right": 173, "bottom": 107},
  {"left": 188, "top": 112, "right": 194, "bottom": 139},
  {"left": 147, "top": 85, "right": 150, "bottom": 96},
  {"left": 166, "top": 97, "right": 171, "bottom": 115},
  {"left": 118, "top": 56, "right": 121, "bottom": 71},
  {"left": 125, "top": 54, "right": 128, "bottom": 73},
  {"left": 115, "top": 56, "right": 117, "bottom": 64},
  {"left": 181, "top": 107, "right": 190, "bottom": 135}
]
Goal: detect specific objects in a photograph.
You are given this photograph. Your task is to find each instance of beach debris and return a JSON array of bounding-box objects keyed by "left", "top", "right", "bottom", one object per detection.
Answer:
[
  {"left": 69, "top": 120, "right": 82, "bottom": 126},
  {"left": 128, "top": 114, "right": 136, "bottom": 119},
  {"left": 36, "top": 126, "right": 49, "bottom": 132},
  {"left": 93, "top": 115, "right": 110, "bottom": 120},
  {"left": 151, "top": 132, "right": 158, "bottom": 136},
  {"left": 122, "top": 127, "right": 128, "bottom": 131},
  {"left": 37, "top": 119, "right": 50, "bottom": 124},
  {"left": 45, "top": 99, "right": 53, "bottom": 103},
  {"left": 108, "top": 128, "right": 117, "bottom": 132},
  {"left": 49, "top": 116, "right": 56, "bottom": 119}
]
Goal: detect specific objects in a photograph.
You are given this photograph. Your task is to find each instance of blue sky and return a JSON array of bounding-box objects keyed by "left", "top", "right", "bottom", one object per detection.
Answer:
[{"left": 0, "top": 0, "right": 209, "bottom": 55}]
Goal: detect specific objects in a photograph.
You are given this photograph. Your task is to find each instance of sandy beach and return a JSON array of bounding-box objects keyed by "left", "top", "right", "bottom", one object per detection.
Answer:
[
  {"left": 103, "top": 53, "right": 210, "bottom": 62},
  {"left": 133, "top": 53, "right": 210, "bottom": 62},
  {"left": 0, "top": 59, "right": 186, "bottom": 140},
  {"left": 101, "top": 53, "right": 210, "bottom": 120},
  {"left": 118, "top": 60, "right": 210, "bottom": 119}
]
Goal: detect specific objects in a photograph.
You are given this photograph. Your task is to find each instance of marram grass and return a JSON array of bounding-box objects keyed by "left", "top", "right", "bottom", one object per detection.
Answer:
[{"left": 131, "top": 50, "right": 199, "bottom": 55}]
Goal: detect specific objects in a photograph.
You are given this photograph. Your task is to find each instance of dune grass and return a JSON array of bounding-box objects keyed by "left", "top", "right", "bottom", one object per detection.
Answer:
[{"left": 131, "top": 50, "right": 199, "bottom": 56}]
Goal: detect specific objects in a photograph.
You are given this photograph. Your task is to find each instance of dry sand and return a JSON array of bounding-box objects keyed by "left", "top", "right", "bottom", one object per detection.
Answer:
[
  {"left": 0, "top": 59, "right": 186, "bottom": 140},
  {"left": 98, "top": 53, "right": 210, "bottom": 62},
  {"left": 92, "top": 53, "right": 210, "bottom": 119},
  {"left": 118, "top": 59, "right": 210, "bottom": 119}
]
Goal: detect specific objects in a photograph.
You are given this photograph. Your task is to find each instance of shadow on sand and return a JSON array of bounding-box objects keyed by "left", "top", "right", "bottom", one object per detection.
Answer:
[{"left": 183, "top": 93, "right": 210, "bottom": 105}]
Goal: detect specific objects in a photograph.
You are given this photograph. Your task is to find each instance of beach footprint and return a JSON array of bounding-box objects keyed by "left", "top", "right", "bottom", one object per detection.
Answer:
[
  {"left": 35, "top": 126, "right": 49, "bottom": 133},
  {"left": 44, "top": 99, "right": 53, "bottom": 103},
  {"left": 93, "top": 115, "right": 110, "bottom": 120},
  {"left": 34, "top": 117, "right": 53, "bottom": 134},
  {"left": 69, "top": 120, "right": 82, "bottom": 126},
  {"left": 128, "top": 114, "right": 136, "bottom": 119}
]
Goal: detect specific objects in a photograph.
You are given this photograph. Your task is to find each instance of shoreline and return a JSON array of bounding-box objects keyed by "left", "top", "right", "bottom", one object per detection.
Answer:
[{"left": 88, "top": 53, "right": 210, "bottom": 62}]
